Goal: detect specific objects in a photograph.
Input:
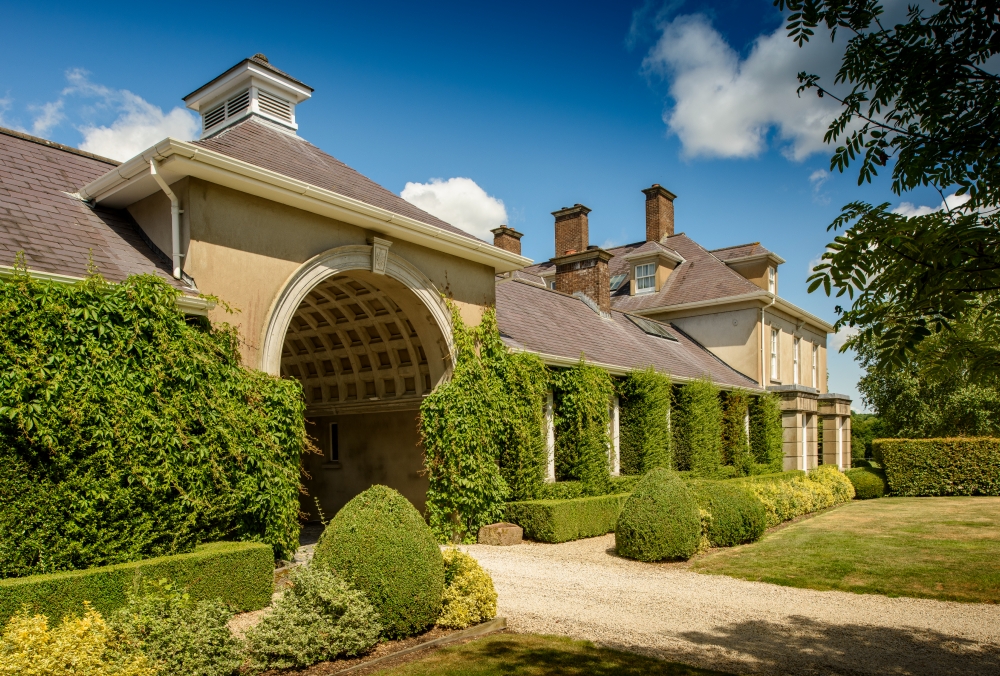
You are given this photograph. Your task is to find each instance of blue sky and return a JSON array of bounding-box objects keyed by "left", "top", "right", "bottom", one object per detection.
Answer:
[{"left": 0, "top": 0, "right": 950, "bottom": 408}]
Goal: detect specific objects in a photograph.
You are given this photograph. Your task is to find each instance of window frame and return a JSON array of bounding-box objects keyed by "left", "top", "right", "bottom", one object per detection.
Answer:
[
  {"left": 811, "top": 344, "right": 819, "bottom": 388},
  {"left": 634, "top": 263, "right": 656, "bottom": 294},
  {"left": 793, "top": 336, "right": 801, "bottom": 385},
  {"left": 770, "top": 327, "right": 779, "bottom": 381},
  {"left": 767, "top": 266, "right": 776, "bottom": 294}
]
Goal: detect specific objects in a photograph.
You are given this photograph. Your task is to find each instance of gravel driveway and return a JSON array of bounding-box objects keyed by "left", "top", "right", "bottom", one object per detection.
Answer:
[{"left": 462, "top": 534, "right": 1000, "bottom": 676}]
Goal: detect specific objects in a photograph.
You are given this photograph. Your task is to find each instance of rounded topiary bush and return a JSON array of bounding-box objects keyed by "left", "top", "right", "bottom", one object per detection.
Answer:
[
  {"left": 313, "top": 486, "right": 444, "bottom": 639},
  {"left": 688, "top": 480, "right": 767, "bottom": 547},
  {"left": 615, "top": 468, "right": 701, "bottom": 562},
  {"left": 808, "top": 465, "right": 856, "bottom": 504},
  {"left": 845, "top": 467, "right": 889, "bottom": 499}
]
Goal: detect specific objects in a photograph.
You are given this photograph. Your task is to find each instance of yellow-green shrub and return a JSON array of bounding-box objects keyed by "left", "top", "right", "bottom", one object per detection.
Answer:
[
  {"left": 807, "top": 465, "right": 856, "bottom": 504},
  {"left": 0, "top": 603, "right": 153, "bottom": 676},
  {"left": 437, "top": 550, "right": 497, "bottom": 629},
  {"left": 748, "top": 477, "right": 836, "bottom": 528}
]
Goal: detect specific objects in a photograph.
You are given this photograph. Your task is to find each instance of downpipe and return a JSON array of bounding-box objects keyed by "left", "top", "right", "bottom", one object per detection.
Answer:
[{"left": 149, "top": 159, "right": 183, "bottom": 280}]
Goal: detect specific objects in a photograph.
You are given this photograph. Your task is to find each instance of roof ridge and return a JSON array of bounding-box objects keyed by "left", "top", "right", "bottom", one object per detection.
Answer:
[
  {"left": 0, "top": 126, "right": 120, "bottom": 166},
  {"left": 710, "top": 241, "right": 761, "bottom": 252}
]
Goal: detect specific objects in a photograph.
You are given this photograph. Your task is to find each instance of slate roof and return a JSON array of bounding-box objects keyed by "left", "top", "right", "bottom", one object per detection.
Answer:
[
  {"left": 522, "top": 232, "right": 766, "bottom": 313},
  {"left": 193, "top": 117, "right": 480, "bottom": 243},
  {"left": 710, "top": 241, "right": 774, "bottom": 261},
  {"left": 0, "top": 127, "right": 187, "bottom": 290},
  {"left": 496, "top": 278, "right": 760, "bottom": 389}
]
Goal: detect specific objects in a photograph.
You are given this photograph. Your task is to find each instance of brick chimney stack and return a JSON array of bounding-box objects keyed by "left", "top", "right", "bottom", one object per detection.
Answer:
[
  {"left": 642, "top": 184, "right": 676, "bottom": 243},
  {"left": 551, "top": 204, "right": 612, "bottom": 316},
  {"left": 491, "top": 225, "right": 523, "bottom": 255},
  {"left": 553, "top": 204, "right": 591, "bottom": 256}
]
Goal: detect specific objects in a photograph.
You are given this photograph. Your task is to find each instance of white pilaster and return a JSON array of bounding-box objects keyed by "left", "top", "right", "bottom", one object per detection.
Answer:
[{"left": 545, "top": 391, "right": 555, "bottom": 482}]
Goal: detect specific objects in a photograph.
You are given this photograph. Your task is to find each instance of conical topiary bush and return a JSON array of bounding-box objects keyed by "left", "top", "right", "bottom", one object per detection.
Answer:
[
  {"left": 313, "top": 485, "right": 444, "bottom": 638},
  {"left": 615, "top": 467, "right": 701, "bottom": 561}
]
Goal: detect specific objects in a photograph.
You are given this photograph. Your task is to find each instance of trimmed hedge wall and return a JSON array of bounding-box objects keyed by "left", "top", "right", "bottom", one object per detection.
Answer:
[
  {"left": 504, "top": 494, "right": 630, "bottom": 543},
  {"left": 874, "top": 437, "right": 1000, "bottom": 496},
  {"left": 731, "top": 470, "right": 807, "bottom": 485},
  {"left": 0, "top": 541, "right": 273, "bottom": 625}
]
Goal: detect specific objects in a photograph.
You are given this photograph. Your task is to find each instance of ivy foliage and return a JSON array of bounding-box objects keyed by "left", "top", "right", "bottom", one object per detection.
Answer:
[
  {"left": 551, "top": 361, "right": 614, "bottom": 494},
  {"left": 420, "top": 306, "right": 548, "bottom": 543},
  {"left": 0, "top": 268, "right": 307, "bottom": 577},
  {"left": 749, "top": 392, "right": 784, "bottom": 472},
  {"left": 617, "top": 368, "right": 672, "bottom": 476},
  {"left": 721, "top": 389, "right": 752, "bottom": 476},
  {"left": 672, "top": 379, "right": 723, "bottom": 477}
]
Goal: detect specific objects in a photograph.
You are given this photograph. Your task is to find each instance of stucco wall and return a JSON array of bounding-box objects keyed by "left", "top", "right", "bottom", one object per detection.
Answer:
[
  {"left": 649, "top": 304, "right": 761, "bottom": 383},
  {"left": 301, "top": 409, "right": 426, "bottom": 518},
  {"left": 726, "top": 259, "right": 772, "bottom": 292},
  {"left": 128, "top": 178, "right": 495, "bottom": 369},
  {"left": 764, "top": 306, "right": 828, "bottom": 392}
]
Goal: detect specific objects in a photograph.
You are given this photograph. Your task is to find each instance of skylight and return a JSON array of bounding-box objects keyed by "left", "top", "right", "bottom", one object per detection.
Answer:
[
  {"left": 609, "top": 273, "right": 628, "bottom": 291},
  {"left": 626, "top": 314, "right": 678, "bottom": 341}
]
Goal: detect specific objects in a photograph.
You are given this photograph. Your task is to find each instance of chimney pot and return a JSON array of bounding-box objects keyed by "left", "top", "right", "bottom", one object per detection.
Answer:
[
  {"left": 491, "top": 225, "right": 524, "bottom": 255},
  {"left": 642, "top": 184, "right": 676, "bottom": 243}
]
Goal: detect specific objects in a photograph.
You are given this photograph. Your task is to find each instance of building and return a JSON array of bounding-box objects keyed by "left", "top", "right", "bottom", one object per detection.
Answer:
[{"left": 0, "top": 56, "right": 850, "bottom": 516}]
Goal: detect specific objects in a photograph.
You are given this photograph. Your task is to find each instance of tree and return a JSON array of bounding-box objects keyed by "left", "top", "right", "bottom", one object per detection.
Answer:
[{"left": 776, "top": 0, "right": 1000, "bottom": 374}]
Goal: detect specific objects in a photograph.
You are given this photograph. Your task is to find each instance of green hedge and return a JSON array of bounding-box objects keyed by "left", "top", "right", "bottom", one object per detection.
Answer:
[
  {"left": 687, "top": 480, "right": 767, "bottom": 547},
  {"left": 730, "top": 470, "right": 807, "bottom": 485},
  {"left": 618, "top": 368, "right": 672, "bottom": 475},
  {"left": 0, "top": 541, "right": 273, "bottom": 625},
  {"left": 845, "top": 467, "right": 888, "bottom": 499},
  {"left": 504, "top": 494, "right": 630, "bottom": 543},
  {"left": 616, "top": 468, "right": 701, "bottom": 561},
  {"left": 533, "top": 475, "right": 639, "bottom": 501},
  {"left": 874, "top": 437, "right": 1000, "bottom": 496}
]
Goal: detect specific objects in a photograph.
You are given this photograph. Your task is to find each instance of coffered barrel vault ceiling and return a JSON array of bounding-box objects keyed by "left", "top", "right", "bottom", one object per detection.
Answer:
[{"left": 280, "top": 272, "right": 443, "bottom": 416}]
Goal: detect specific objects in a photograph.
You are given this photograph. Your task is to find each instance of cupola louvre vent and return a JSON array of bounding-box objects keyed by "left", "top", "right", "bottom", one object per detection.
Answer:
[
  {"left": 202, "top": 88, "right": 250, "bottom": 131},
  {"left": 258, "top": 89, "right": 292, "bottom": 122}
]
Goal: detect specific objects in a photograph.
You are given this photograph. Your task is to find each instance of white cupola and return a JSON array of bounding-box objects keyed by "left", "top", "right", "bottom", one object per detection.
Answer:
[{"left": 182, "top": 54, "right": 313, "bottom": 137}]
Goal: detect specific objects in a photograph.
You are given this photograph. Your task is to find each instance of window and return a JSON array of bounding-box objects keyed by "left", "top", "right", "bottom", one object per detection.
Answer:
[
  {"left": 770, "top": 328, "right": 779, "bottom": 380},
  {"left": 549, "top": 280, "right": 555, "bottom": 290},
  {"left": 635, "top": 263, "right": 656, "bottom": 293},
  {"left": 767, "top": 266, "right": 776, "bottom": 294},
  {"left": 812, "top": 344, "right": 819, "bottom": 388},
  {"left": 328, "top": 422, "right": 339, "bottom": 463},
  {"left": 793, "top": 337, "right": 801, "bottom": 385}
]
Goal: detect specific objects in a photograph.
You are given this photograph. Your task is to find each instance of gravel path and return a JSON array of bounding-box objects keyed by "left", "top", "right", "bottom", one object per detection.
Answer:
[{"left": 462, "top": 535, "right": 1000, "bottom": 676}]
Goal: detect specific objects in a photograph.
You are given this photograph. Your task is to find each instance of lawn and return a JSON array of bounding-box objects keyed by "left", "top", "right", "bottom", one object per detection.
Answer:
[
  {"left": 691, "top": 496, "right": 1000, "bottom": 603},
  {"left": 371, "top": 633, "right": 730, "bottom": 676}
]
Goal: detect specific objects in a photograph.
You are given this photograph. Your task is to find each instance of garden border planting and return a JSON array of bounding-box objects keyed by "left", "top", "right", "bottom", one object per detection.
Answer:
[
  {"left": 0, "top": 541, "right": 273, "bottom": 624},
  {"left": 504, "top": 493, "right": 630, "bottom": 543}
]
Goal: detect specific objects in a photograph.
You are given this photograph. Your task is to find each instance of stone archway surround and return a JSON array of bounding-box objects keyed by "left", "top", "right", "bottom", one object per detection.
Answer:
[{"left": 260, "top": 244, "right": 454, "bottom": 381}]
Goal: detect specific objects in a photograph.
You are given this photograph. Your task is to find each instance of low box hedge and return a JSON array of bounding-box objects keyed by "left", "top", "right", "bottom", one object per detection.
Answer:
[
  {"left": 730, "top": 470, "right": 806, "bottom": 485},
  {"left": 504, "top": 493, "right": 631, "bottom": 543},
  {"left": 874, "top": 438, "right": 1000, "bottom": 496},
  {"left": 0, "top": 541, "right": 273, "bottom": 624}
]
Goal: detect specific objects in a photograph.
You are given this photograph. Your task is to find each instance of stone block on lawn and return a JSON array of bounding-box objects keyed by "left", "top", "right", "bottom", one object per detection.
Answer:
[{"left": 477, "top": 523, "right": 523, "bottom": 546}]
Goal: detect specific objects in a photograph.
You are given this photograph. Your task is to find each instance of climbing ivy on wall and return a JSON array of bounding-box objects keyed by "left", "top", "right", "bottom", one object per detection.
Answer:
[
  {"left": 618, "top": 368, "right": 672, "bottom": 475},
  {"left": 721, "top": 389, "right": 752, "bottom": 476},
  {"left": 672, "top": 378, "right": 723, "bottom": 477},
  {"left": 551, "top": 361, "right": 614, "bottom": 494},
  {"left": 420, "top": 305, "right": 548, "bottom": 543},
  {"left": 749, "top": 392, "right": 784, "bottom": 472},
  {"left": 0, "top": 265, "right": 308, "bottom": 577}
]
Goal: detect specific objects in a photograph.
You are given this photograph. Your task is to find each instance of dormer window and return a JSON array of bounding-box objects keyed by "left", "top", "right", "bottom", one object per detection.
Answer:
[
  {"left": 635, "top": 263, "right": 656, "bottom": 293},
  {"left": 768, "top": 266, "right": 776, "bottom": 294}
]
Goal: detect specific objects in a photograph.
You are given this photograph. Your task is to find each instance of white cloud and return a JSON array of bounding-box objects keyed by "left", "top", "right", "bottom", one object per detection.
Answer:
[
  {"left": 642, "top": 14, "right": 844, "bottom": 160},
  {"left": 61, "top": 70, "right": 198, "bottom": 161},
  {"left": 893, "top": 192, "right": 972, "bottom": 217},
  {"left": 29, "top": 100, "right": 64, "bottom": 136},
  {"left": 401, "top": 177, "right": 508, "bottom": 241},
  {"left": 830, "top": 325, "right": 859, "bottom": 351},
  {"left": 809, "top": 169, "right": 829, "bottom": 188}
]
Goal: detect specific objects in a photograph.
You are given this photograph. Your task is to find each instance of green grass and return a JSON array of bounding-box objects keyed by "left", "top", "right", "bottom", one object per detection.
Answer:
[
  {"left": 691, "top": 496, "right": 1000, "bottom": 603},
  {"left": 373, "top": 633, "right": 731, "bottom": 675}
]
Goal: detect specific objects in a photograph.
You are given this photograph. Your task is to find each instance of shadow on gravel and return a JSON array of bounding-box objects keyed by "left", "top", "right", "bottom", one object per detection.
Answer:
[{"left": 679, "top": 616, "right": 1000, "bottom": 676}]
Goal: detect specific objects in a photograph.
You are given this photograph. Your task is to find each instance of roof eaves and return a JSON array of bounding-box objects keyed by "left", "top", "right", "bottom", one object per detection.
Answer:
[{"left": 77, "top": 138, "right": 532, "bottom": 273}]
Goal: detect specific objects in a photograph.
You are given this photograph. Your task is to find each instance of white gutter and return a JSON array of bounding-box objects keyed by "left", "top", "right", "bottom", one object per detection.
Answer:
[
  {"left": 78, "top": 138, "right": 532, "bottom": 274},
  {"left": 0, "top": 265, "right": 215, "bottom": 316},
  {"left": 149, "top": 160, "right": 182, "bottom": 279}
]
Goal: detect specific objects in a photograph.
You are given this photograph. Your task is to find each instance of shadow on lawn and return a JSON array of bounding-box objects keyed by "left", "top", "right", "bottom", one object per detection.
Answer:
[
  {"left": 457, "top": 637, "right": 727, "bottom": 675},
  {"left": 678, "top": 615, "right": 1000, "bottom": 676}
]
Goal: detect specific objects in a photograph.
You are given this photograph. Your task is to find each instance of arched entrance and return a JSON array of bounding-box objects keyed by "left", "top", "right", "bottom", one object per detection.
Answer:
[{"left": 261, "top": 244, "right": 453, "bottom": 516}]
